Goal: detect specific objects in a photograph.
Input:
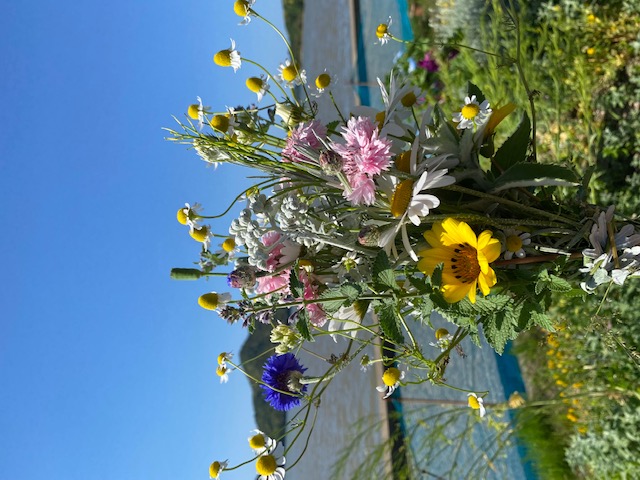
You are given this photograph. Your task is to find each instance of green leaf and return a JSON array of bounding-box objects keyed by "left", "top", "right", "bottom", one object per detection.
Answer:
[
  {"left": 531, "top": 311, "right": 555, "bottom": 332},
  {"left": 407, "top": 274, "right": 430, "bottom": 295},
  {"left": 482, "top": 303, "right": 521, "bottom": 355},
  {"left": 535, "top": 269, "right": 572, "bottom": 294},
  {"left": 491, "top": 163, "right": 580, "bottom": 193},
  {"left": 492, "top": 113, "right": 530, "bottom": 172},
  {"left": 326, "top": 120, "right": 340, "bottom": 133},
  {"left": 373, "top": 250, "right": 398, "bottom": 291},
  {"left": 547, "top": 274, "right": 572, "bottom": 293},
  {"left": 418, "top": 296, "right": 434, "bottom": 324},
  {"left": 339, "top": 283, "right": 362, "bottom": 305},
  {"left": 296, "top": 310, "right": 313, "bottom": 341},
  {"left": 377, "top": 302, "right": 404, "bottom": 344},
  {"left": 535, "top": 269, "right": 550, "bottom": 296},
  {"left": 318, "top": 288, "right": 347, "bottom": 313},
  {"left": 289, "top": 267, "right": 303, "bottom": 298},
  {"left": 457, "top": 294, "right": 512, "bottom": 317},
  {"left": 430, "top": 263, "right": 444, "bottom": 288},
  {"left": 467, "top": 82, "right": 485, "bottom": 104}
]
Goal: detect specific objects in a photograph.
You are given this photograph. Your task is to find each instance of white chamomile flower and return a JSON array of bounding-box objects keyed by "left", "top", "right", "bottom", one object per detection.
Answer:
[
  {"left": 209, "top": 107, "right": 239, "bottom": 137},
  {"left": 429, "top": 328, "right": 454, "bottom": 352},
  {"left": 209, "top": 459, "right": 228, "bottom": 479},
  {"left": 217, "top": 352, "right": 233, "bottom": 367},
  {"left": 502, "top": 228, "right": 532, "bottom": 260},
  {"left": 331, "top": 251, "right": 364, "bottom": 280},
  {"left": 256, "top": 443, "right": 286, "bottom": 480},
  {"left": 198, "top": 291, "right": 232, "bottom": 311},
  {"left": 214, "top": 39, "right": 242, "bottom": 72},
  {"left": 190, "top": 224, "right": 212, "bottom": 251},
  {"left": 233, "top": 0, "right": 255, "bottom": 25},
  {"left": 278, "top": 59, "right": 306, "bottom": 86},
  {"left": 376, "top": 17, "right": 393, "bottom": 45},
  {"left": 378, "top": 140, "right": 455, "bottom": 261},
  {"left": 176, "top": 202, "right": 202, "bottom": 228},
  {"left": 376, "top": 366, "right": 405, "bottom": 399},
  {"left": 468, "top": 392, "right": 486, "bottom": 417},
  {"left": 246, "top": 75, "right": 270, "bottom": 102},
  {"left": 313, "top": 70, "right": 335, "bottom": 97},
  {"left": 328, "top": 301, "right": 369, "bottom": 341},
  {"left": 248, "top": 429, "right": 276, "bottom": 455},
  {"left": 453, "top": 94, "right": 492, "bottom": 129},
  {"left": 187, "top": 96, "right": 207, "bottom": 130},
  {"left": 216, "top": 364, "right": 230, "bottom": 383},
  {"left": 360, "top": 354, "right": 371, "bottom": 372}
]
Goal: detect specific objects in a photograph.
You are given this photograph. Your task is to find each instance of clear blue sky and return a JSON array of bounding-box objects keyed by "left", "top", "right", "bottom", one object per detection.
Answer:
[{"left": 0, "top": 2, "right": 289, "bottom": 478}]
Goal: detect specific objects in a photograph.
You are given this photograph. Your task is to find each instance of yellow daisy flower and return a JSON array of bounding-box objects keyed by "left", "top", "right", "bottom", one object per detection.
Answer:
[{"left": 417, "top": 218, "right": 501, "bottom": 303}]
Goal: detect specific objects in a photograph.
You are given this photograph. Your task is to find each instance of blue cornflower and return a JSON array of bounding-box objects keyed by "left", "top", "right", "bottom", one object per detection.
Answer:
[{"left": 260, "top": 353, "right": 307, "bottom": 411}]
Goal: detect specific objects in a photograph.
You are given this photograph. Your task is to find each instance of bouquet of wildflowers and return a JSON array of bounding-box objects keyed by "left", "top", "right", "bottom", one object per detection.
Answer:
[{"left": 166, "top": 2, "right": 640, "bottom": 478}]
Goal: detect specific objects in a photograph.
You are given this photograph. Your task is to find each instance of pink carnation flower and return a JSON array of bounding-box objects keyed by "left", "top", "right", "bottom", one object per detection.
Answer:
[
  {"left": 333, "top": 116, "right": 392, "bottom": 176},
  {"left": 282, "top": 120, "right": 327, "bottom": 163},
  {"left": 344, "top": 172, "right": 376, "bottom": 206}
]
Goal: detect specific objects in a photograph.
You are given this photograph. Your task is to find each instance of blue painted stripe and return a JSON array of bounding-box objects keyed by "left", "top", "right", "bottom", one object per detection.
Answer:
[
  {"left": 352, "top": 0, "right": 371, "bottom": 106},
  {"left": 494, "top": 342, "right": 538, "bottom": 480}
]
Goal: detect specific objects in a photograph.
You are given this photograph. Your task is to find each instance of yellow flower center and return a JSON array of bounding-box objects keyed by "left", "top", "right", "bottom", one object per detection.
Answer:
[
  {"left": 246, "top": 77, "right": 263, "bottom": 93},
  {"left": 187, "top": 104, "right": 200, "bottom": 120},
  {"left": 382, "top": 367, "right": 401, "bottom": 386},
  {"left": 209, "top": 461, "right": 222, "bottom": 478},
  {"left": 468, "top": 395, "right": 481, "bottom": 410},
  {"left": 390, "top": 179, "right": 414, "bottom": 217},
  {"left": 214, "top": 50, "right": 232, "bottom": 67},
  {"left": 190, "top": 226, "right": 209, "bottom": 243},
  {"left": 376, "top": 23, "right": 388, "bottom": 39},
  {"left": 298, "top": 259, "right": 314, "bottom": 271},
  {"left": 450, "top": 243, "right": 481, "bottom": 284},
  {"left": 401, "top": 92, "right": 417, "bottom": 107},
  {"left": 249, "top": 434, "right": 266, "bottom": 450},
  {"left": 216, "top": 365, "right": 227, "bottom": 377},
  {"left": 315, "top": 73, "right": 331, "bottom": 89},
  {"left": 256, "top": 455, "right": 277, "bottom": 475},
  {"left": 505, "top": 235, "right": 523, "bottom": 253},
  {"left": 210, "top": 115, "right": 230, "bottom": 132},
  {"left": 233, "top": 0, "right": 249, "bottom": 17},
  {"left": 435, "top": 328, "right": 450, "bottom": 340},
  {"left": 176, "top": 208, "right": 188, "bottom": 225},
  {"left": 198, "top": 292, "right": 220, "bottom": 310},
  {"left": 586, "top": 47, "right": 595, "bottom": 56},
  {"left": 282, "top": 64, "right": 298, "bottom": 82},
  {"left": 394, "top": 151, "right": 411, "bottom": 173},
  {"left": 217, "top": 352, "right": 228, "bottom": 365},
  {"left": 461, "top": 103, "right": 480, "bottom": 120},
  {"left": 222, "top": 238, "right": 236, "bottom": 252},
  {"left": 343, "top": 257, "right": 357, "bottom": 271}
]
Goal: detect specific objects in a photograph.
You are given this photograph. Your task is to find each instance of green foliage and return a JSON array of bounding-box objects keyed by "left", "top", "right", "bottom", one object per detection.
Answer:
[
  {"left": 566, "top": 398, "right": 640, "bottom": 479},
  {"left": 239, "top": 322, "right": 285, "bottom": 437},
  {"left": 295, "top": 310, "right": 313, "bottom": 341},
  {"left": 376, "top": 301, "right": 404, "bottom": 344},
  {"left": 514, "top": 407, "right": 574, "bottom": 480},
  {"left": 281, "top": 0, "right": 304, "bottom": 61},
  {"left": 372, "top": 250, "right": 399, "bottom": 292},
  {"left": 492, "top": 113, "right": 531, "bottom": 173}
]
